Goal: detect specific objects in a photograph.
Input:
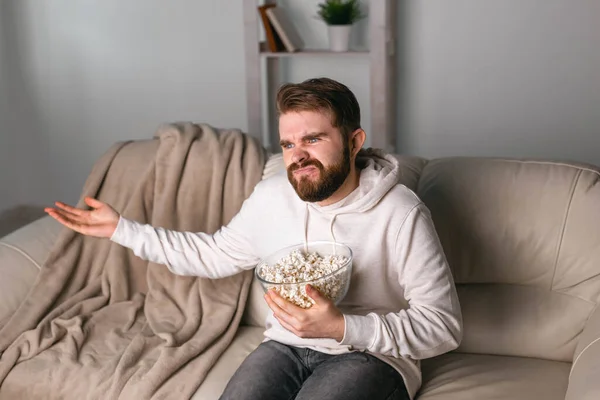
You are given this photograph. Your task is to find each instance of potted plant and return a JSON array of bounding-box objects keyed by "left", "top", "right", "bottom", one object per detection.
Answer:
[{"left": 317, "top": 0, "right": 365, "bottom": 52}]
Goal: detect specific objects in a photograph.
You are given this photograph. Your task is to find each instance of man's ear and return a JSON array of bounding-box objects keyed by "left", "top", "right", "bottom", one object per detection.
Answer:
[{"left": 349, "top": 129, "right": 366, "bottom": 157}]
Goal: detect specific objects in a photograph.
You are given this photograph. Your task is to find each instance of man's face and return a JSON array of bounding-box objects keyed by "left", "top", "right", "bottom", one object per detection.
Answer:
[{"left": 279, "top": 111, "right": 351, "bottom": 203}]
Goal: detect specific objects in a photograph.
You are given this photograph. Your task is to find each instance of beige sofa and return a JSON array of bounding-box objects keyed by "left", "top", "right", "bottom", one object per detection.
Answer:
[{"left": 1, "top": 153, "right": 599, "bottom": 399}]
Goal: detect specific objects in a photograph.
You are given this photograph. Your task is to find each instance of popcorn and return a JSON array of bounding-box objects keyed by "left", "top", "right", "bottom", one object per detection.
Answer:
[{"left": 258, "top": 249, "right": 350, "bottom": 308}]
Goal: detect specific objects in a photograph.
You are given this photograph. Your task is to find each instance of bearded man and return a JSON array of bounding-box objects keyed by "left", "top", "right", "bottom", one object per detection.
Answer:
[{"left": 46, "top": 77, "right": 462, "bottom": 400}]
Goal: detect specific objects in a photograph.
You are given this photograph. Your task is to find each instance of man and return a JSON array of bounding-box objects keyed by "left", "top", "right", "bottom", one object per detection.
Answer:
[{"left": 45, "top": 77, "right": 462, "bottom": 400}]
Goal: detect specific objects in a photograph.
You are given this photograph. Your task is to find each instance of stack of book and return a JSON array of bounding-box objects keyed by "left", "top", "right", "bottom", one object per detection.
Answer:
[{"left": 258, "top": 4, "right": 304, "bottom": 53}]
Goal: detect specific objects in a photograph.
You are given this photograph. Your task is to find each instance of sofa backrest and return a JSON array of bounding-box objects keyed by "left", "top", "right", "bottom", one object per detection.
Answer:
[
  {"left": 242, "top": 154, "right": 600, "bottom": 363},
  {"left": 418, "top": 158, "right": 600, "bottom": 362}
]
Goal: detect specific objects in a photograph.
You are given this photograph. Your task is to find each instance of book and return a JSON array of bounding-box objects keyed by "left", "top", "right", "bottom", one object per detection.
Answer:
[
  {"left": 258, "top": 4, "right": 286, "bottom": 52},
  {"left": 265, "top": 6, "right": 304, "bottom": 53}
]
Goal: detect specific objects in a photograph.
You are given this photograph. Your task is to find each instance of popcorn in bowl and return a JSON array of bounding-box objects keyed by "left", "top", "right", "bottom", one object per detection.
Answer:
[{"left": 256, "top": 241, "right": 353, "bottom": 308}]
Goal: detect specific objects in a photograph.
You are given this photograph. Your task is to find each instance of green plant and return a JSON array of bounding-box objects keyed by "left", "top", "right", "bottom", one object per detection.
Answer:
[{"left": 317, "top": 0, "right": 365, "bottom": 25}]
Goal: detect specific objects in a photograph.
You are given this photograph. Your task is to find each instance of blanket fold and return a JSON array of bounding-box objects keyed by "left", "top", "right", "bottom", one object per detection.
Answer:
[{"left": 0, "top": 123, "right": 266, "bottom": 399}]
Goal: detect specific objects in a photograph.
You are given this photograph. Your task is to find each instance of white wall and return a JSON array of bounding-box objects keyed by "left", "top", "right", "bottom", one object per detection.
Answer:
[{"left": 0, "top": 0, "right": 599, "bottom": 214}]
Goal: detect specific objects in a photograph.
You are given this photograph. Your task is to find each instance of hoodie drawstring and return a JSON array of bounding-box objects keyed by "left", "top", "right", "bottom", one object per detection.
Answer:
[
  {"left": 329, "top": 214, "right": 338, "bottom": 255},
  {"left": 304, "top": 203, "right": 309, "bottom": 253},
  {"left": 304, "top": 203, "right": 340, "bottom": 255},
  {"left": 329, "top": 214, "right": 338, "bottom": 243}
]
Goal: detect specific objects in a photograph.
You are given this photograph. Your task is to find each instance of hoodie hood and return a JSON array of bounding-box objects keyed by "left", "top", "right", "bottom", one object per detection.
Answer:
[
  {"left": 300, "top": 148, "right": 401, "bottom": 246},
  {"left": 309, "top": 148, "right": 401, "bottom": 215}
]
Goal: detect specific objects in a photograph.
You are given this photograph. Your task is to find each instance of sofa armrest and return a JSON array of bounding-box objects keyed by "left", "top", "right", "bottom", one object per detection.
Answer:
[
  {"left": 0, "top": 216, "right": 62, "bottom": 324},
  {"left": 566, "top": 305, "right": 600, "bottom": 400}
]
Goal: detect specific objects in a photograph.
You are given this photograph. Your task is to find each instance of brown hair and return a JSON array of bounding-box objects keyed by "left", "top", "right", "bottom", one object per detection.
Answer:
[{"left": 276, "top": 77, "right": 361, "bottom": 141}]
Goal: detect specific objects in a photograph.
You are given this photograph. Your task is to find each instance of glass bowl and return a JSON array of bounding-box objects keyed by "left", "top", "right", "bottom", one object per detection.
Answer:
[{"left": 255, "top": 241, "right": 353, "bottom": 308}]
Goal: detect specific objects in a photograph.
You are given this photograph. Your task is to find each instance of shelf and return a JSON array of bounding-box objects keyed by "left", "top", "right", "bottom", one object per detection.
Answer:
[
  {"left": 260, "top": 49, "right": 369, "bottom": 59},
  {"left": 244, "top": 0, "right": 397, "bottom": 152}
]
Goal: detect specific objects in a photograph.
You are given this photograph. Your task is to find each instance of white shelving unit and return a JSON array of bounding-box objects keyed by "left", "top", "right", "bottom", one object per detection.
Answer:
[{"left": 244, "top": 0, "right": 396, "bottom": 153}]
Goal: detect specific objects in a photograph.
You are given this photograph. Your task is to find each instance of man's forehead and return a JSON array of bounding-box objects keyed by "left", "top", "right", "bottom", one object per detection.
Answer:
[
  {"left": 278, "top": 111, "right": 336, "bottom": 139},
  {"left": 279, "top": 131, "right": 328, "bottom": 142}
]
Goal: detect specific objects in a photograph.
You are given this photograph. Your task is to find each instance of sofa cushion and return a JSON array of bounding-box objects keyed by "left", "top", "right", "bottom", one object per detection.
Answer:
[
  {"left": 392, "top": 154, "right": 428, "bottom": 192},
  {"left": 418, "top": 352, "right": 571, "bottom": 400},
  {"left": 0, "top": 216, "right": 62, "bottom": 324},
  {"left": 0, "top": 216, "right": 62, "bottom": 265},
  {"left": 241, "top": 273, "right": 270, "bottom": 327},
  {"left": 191, "top": 326, "right": 264, "bottom": 400},
  {"left": 0, "top": 204, "right": 46, "bottom": 237},
  {"left": 455, "top": 283, "right": 594, "bottom": 361},
  {"left": 418, "top": 158, "right": 600, "bottom": 361}
]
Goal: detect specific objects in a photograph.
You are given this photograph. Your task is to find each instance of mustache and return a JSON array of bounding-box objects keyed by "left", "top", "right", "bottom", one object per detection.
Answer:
[{"left": 287, "top": 159, "right": 323, "bottom": 172}]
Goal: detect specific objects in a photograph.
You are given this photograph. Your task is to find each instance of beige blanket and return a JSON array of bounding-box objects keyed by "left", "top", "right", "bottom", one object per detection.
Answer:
[{"left": 0, "top": 123, "right": 266, "bottom": 399}]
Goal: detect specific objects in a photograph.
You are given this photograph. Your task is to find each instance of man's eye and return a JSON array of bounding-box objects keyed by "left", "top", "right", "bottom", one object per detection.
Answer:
[
  {"left": 307, "top": 138, "right": 319, "bottom": 144},
  {"left": 282, "top": 143, "right": 294, "bottom": 149}
]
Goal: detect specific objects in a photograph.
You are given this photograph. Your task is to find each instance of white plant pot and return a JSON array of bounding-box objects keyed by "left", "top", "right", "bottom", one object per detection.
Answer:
[{"left": 328, "top": 25, "right": 352, "bottom": 52}]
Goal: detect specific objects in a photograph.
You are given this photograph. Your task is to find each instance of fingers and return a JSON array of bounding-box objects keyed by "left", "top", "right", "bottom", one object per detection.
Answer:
[
  {"left": 273, "top": 314, "right": 302, "bottom": 337},
  {"left": 50, "top": 197, "right": 103, "bottom": 218},
  {"left": 265, "top": 292, "right": 303, "bottom": 336},
  {"left": 265, "top": 290, "right": 295, "bottom": 321},
  {"left": 267, "top": 289, "right": 305, "bottom": 315},
  {"left": 45, "top": 208, "right": 87, "bottom": 234},
  {"left": 54, "top": 201, "right": 86, "bottom": 217},
  {"left": 84, "top": 196, "right": 104, "bottom": 209},
  {"left": 306, "top": 285, "right": 328, "bottom": 305},
  {"left": 46, "top": 204, "right": 89, "bottom": 224}
]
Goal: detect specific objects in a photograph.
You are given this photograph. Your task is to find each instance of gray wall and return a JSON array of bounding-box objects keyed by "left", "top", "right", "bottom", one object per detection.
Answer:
[
  {"left": 1, "top": 0, "right": 249, "bottom": 211},
  {"left": 397, "top": 0, "right": 600, "bottom": 162},
  {"left": 0, "top": 0, "right": 51, "bottom": 212},
  {"left": 0, "top": 2, "right": 14, "bottom": 211},
  {"left": 0, "top": 0, "right": 599, "bottom": 214}
]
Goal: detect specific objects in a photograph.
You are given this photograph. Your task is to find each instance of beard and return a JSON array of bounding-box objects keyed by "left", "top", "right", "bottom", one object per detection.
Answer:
[{"left": 287, "top": 143, "right": 351, "bottom": 203}]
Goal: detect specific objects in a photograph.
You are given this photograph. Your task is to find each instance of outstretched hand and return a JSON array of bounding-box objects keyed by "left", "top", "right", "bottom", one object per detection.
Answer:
[
  {"left": 44, "top": 196, "right": 120, "bottom": 238},
  {"left": 265, "top": 284, "right": 346, "bottom": 342}
]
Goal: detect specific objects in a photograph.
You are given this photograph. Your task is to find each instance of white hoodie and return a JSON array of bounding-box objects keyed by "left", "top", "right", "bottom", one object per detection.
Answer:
[{"left": 110, "top": 149, "right": 463, "bottom": 399}]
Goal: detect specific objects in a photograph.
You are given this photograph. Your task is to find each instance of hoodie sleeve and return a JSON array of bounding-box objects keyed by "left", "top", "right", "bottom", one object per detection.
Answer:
[
  {"left": 109, "top": 186, "right": 262, "bottom": 280},
  {"left": 340, "top": 204, "right": 463, "bottom": 360}
]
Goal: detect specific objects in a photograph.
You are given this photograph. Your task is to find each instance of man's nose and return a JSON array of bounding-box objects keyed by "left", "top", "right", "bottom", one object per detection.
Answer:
[{"left": 291, "top": 147, "right": 309, "bottom": 164}]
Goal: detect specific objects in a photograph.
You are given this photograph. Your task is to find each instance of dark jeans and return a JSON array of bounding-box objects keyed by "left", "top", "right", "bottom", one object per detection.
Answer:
[{"left": 219, "top": 340, "right": 410, "bottom": 400}]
